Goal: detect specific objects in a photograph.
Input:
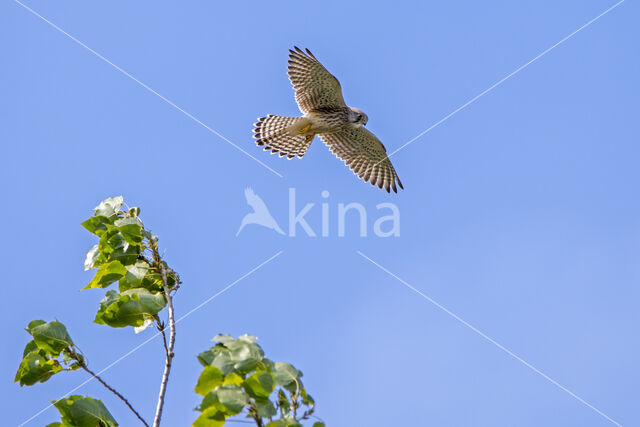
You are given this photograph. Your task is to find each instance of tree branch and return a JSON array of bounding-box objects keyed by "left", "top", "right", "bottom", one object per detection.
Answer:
[
  {"left": 152, "top": 253, "right": 176, "bottom": 427},
  {"left": 79, "top": 362, "right": 149, "bottom": 426},
  {"left": 248, "top": 402, "right": 263, "bottom": 427},
  {"left": 155, "top": 315, "right": 170, "bottom": 358}
]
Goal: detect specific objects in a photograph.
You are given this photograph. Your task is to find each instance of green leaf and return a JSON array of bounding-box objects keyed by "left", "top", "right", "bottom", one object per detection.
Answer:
[
  {"left": 27, "top": 319, "right": 47, "bottom": 330},
  {"left": 300, "top": 388, "right": 314, "bottom": 405},
  {"left": 28, "top": 320, "right": 74, "bottom": 355},
  {"left": 260, "top": 357, "right": 275, "bottom": 372},
  {"left": 94, "top": 289, "right": 119, "bottom": 317},
  {"left": 194, "top": 365, "right": 224, "bottom": 396},
  {"left": 84, "top": 244, "right": 100, "bottom": 271},
  {"left": 81, "top": 216, "right": 113, "bottom": 236},
  {"left": 226, "top": 339, "right": 264, "bottom": 373},
  {"left": 265, "top": 421, "right": 287, "bottom": 427},
  {"left": 312, "top": 423, "right": 326, "bottom": 427},
  {"left": 243, "top": 371, "right": 275, "bottom": 399},
  {"left": 45, "top": 423, "right": 64, "bottom": 427},
  {"left": 94, "top": 196, "right": 123, "bottom": 217},
  {"left": 278, "top": 389, "right": 290, "bottom": 414},
  {"left": 273, "top": 363, "right": 302, "bottom": 388},
  {"left": 197, "top": 346, "right": 235, "bottom": 375},
  {"left": 83, "top": 260, "right": 127, "bottom": 290},
  {"left": 197, "top": 391, "right": 220, "bottom": 412},
  {"left": 114, "top": 216, "right": 141, "bottom": 227},
  {"left": 222, "top": 372, "right": 244, "bottom": 387},
  {"left": 53, "top": 395, "right": 117, "bottom": 427},
  {"left": 118, "top": 261, "right": 149, "bottom": 291},
  {"left": 256, "top": 399, "right": 277, "bottom": 418},
  {"left": 22, "top": 340, "right": 42, "bottom": 357},
  {"left": 192, "top": 406, "right": 225, "bottom": 427},
  {"left": 212, "top": 334, "right": 235, "bottom": 344},
  {"left": 98, "top": 227, "right": 141, "bottom": 266},
  {"left": 114, "top": 217, "right": 143, "bottom": 245},
  {"left": 128, "top": 207, "right": 140, "bottom": 217},
  {"left": 14, "top": 352, "right": 62, "bottom": 386},
  {"left": 197, "top": 348, "right": 216, "bottom": 366},
  {"left": 139, "top": 269, "right": 171, "bottom": 293},
  {"left": 94, "top": 288, "right": 166, "bottom": 328},
  {"left": 215, "top": 385, "right": 248, "bottom": 415},
  {"left": 237, "top": 334, "right": 258, "bottom": 343}
]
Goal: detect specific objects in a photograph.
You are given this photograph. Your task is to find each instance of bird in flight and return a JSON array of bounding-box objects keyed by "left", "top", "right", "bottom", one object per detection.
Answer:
[{"left": 253, "top": 47, "right": 403, "bottom": 193}]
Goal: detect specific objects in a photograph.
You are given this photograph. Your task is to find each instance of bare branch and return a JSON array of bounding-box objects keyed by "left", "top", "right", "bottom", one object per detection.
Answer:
[
  {"left": 248, "top": 402, "right": 263, "bottom": 427},
  {"left": 77, "top": 360, "right": 149, "bottom": 426},
  {"left": 151, "top": 241, "right": 177, "bottom": 427},
  {"left": 154, "top": 315, "right": 170, "bottom": 358}
]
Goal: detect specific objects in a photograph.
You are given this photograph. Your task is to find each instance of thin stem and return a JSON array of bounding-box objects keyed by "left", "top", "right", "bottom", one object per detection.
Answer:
[
  {"left": 248, "top": 403, "right": 263, "bottom": 427},
  {"left": 291, "top": 379, "right": 301, "bottom": 420},
  {"left": 80, "top": 363, "right": 149, "bottom": 426},
  {"left": 155, "top": 315, "right": 170, "bottom": 358},
  {"left": 152, "top": 254, "right": 176, "bottom": 427}
]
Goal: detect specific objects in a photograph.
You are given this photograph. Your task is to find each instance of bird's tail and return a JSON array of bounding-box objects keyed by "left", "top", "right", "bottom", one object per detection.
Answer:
[{"left": 253, "top": 115, "right": 314, "bottom": 159}]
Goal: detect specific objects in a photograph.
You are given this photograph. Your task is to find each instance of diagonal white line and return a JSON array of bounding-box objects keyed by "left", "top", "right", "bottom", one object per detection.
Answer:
[
  {"left": 176, "top": 250, "right": 283, "bottom": 322},
  {"left": 18, "top": 250, "right": 283, "bottom": 427},
  {"left": 356, "top": 250, "right": 621, "bottom": 427},
  {"left": 14, "top": 0, "right": 283, "bottom": 178},
  {"left": 385, "top": 0, "right": 625, "bottom": 162},
  {"left": 18, "top": 332, "right": 161, "bottom": 427}
]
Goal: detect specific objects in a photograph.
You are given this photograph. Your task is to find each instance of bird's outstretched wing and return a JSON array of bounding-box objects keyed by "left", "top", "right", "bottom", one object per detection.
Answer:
[
  {"left": 288, "top": 47, "right": 346, "bottom": 114},
  {"left": 319, "top": 127, "right": 404, "bottom": 193}
]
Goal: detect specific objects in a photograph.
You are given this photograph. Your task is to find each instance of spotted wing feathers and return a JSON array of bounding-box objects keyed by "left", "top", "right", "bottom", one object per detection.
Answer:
[
  {"left": 319, "top": 127, "right": 403, "bottom": 193},
  {"left": 288, "top": 47, "right": 346, "bottom": 114}
]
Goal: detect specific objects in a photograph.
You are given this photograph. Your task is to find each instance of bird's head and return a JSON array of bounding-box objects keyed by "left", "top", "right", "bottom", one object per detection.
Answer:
[{"left": 349, "top": 107, "right": 368, "bottom": 126}]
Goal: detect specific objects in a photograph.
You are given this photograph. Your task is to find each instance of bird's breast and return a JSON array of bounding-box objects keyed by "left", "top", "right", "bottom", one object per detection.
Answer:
[{"left": 306, "top": 109, "right": 350, "bottom": 134}]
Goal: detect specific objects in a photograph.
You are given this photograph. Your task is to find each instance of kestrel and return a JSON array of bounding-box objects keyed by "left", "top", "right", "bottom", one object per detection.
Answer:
[{"left": 253, "top": 47, "right": 403, "bottom": 193}]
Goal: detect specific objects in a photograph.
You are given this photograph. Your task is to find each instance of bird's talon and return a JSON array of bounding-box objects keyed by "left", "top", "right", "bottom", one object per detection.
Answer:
[{"left": 298, "top": 123, "right": 311, "bottom": 134}]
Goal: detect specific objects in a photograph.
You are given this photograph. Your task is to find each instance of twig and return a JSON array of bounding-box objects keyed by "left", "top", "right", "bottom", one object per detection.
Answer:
[
  {"left": 79, "top": 362, "right": 149, "bottom": 426},
  {"left": 291, "top": 378, "right": 301, "bottom": 420},
  {"left": 155, "top": 315, "right": 170, "bottom": 358},
  {"left": 248, "top": 402, "right": 263, "bottom": 427},
  {"left": 152, "top": 251, "right": 176, "bottom": 427}
]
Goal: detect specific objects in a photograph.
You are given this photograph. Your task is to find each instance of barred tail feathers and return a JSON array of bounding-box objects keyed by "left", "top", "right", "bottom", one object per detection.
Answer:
[{"left": 253, "top": 115, "right": 313, "bottom": 159}]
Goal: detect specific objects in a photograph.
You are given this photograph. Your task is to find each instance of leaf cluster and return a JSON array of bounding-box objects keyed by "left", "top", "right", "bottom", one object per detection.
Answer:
[
  {"left": 193, "top": 335, "right": 324, "bottom": 427},
  {"left": 14, "top": 197, "right": 323, "bottom": 427},
  {"left": 14, "top": 196, "right": 178, "bottom": 426},
  {"left": 15, "top": 320, "right": 81, "bottom": 386},
  {"left": 81, "top": 196, "right": 178, "bottom": 329},
  {"left": 46, "top": 395, "right": 118, "bottom": 427},
  {"left": 15, "top": 320, "right": 119, "bottom": 426}
]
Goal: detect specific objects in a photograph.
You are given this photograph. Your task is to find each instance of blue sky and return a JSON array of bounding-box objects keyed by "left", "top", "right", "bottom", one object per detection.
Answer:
[{"left": 2, "top": 1, "right": 638, "bottom": 425}]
